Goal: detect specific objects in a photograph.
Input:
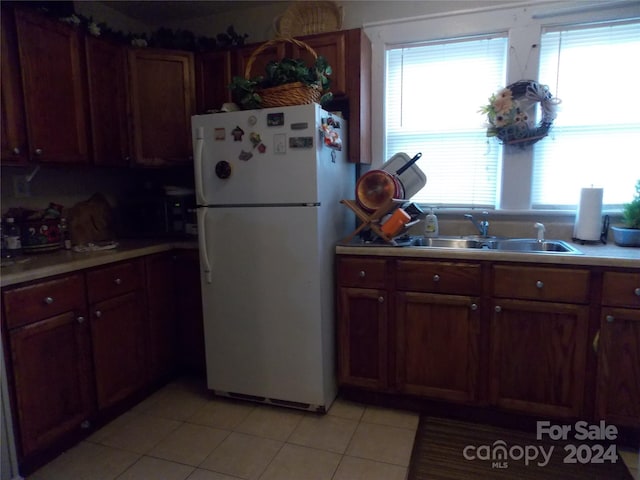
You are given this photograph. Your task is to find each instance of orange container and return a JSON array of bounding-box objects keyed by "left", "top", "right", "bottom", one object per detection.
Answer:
[{"left": 381, "top": 208, "right": 411, "bottom": 237}]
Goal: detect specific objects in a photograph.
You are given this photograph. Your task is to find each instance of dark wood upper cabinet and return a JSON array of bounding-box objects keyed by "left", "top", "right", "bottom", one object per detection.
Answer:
[
  {"left": 128, "top": 49, "right": 195, "bottom": 166},
  {"left": 14, "top": 8, "right": 89, "bottom": 164},
  {"left": 1, "top": 7, "right": 29, "bottom": 165},
  {"left": 85, "top": 36, "right": 131, "bottom": 166},
  {"left": 195, "top": 50, "right": 233, "bottom": 114}
]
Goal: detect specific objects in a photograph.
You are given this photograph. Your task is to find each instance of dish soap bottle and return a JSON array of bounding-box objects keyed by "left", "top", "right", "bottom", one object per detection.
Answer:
[{"left": 424, "top": 208, "right": 439, "bottom": 237}]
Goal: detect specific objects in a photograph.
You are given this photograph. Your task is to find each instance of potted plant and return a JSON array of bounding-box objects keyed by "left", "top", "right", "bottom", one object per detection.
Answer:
[
  {"left": 611, "top": 179, "right": 640, "bottom": 247},
  {"left": 229, "top": 38, "right": 333, "bottom": 110}
]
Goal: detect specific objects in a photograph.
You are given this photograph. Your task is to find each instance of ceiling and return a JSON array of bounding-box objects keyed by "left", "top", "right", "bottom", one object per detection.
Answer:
[{"left": 100, "top": 1, "right": 288, "bottom": 24}]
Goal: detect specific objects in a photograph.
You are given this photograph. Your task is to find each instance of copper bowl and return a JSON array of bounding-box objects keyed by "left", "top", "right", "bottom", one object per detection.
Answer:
[{"left": 355, "top": 170, "right": 405, "bottom": 212}]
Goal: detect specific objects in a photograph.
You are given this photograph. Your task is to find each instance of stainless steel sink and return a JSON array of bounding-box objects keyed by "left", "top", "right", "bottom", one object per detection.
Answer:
[
  {"left": 404, "top": 236, "right": 582, "bottom": 254},
  {"left": 492, "top": 238, "right": 582, "bottom": 254}
]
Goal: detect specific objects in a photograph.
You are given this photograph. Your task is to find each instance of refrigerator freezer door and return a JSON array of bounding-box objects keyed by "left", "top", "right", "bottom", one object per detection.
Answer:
[
  {"left": 198, "top": 205, "right": 335, "bottom": 408},
  {"left": 192, "top": 104, "right": 344, "bottom": 205}
]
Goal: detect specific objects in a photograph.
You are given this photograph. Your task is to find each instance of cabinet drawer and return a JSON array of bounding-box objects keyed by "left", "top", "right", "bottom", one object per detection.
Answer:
[
  {"left": 337, "top": 257, "right": 387, "bottom": 289},
  {"left": 86, "top": 259, "right": 143, "bottom": 304},
  {"left": 602, "top": 271, "right": 640, "bottom": 308},
  {"left": 2, "top": 273, "right": 85, "bottom": 329},
  {"left": 493, "top": 265, "right": 590, "bottom": 303},
  {"left": 396, "top": 260, "right": 481, "bottom": 295}
]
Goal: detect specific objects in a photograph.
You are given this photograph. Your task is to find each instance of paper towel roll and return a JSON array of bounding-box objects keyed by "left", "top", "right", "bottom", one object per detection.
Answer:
[{"left": 573, "top": 187, "right": 603, "bottom": 241}]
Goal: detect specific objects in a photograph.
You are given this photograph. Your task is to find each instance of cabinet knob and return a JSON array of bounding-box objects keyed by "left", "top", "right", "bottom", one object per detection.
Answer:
[
  {"left": 77, "top": 316, "right": 85, "bottom": 324},
  {"left": 495, "top": 305, "right": 502, "bottom": 313},
  {"left": 378, "top": 296, "right": 384, "bottom": 303},
  {"left": 80, "top": 420, "right": 91, "bottom": 429},
  {"left": 358, "top": 270, "right": 366, "bottom": 278},
  {"left": 44, "top": 296, "right": 54, "bottom": 305},
  {"left": 114, "top": 278, "right": 122, "bottom": 285},
  {"left": 635, "top": 287, "right": 640, "bottom": 296},
  {"left": 95, "top": 310, "right": 102, "bottom": 318},
  {"left": 433, "top": 274, "right": 440, "bottom": 282},
  {"left": 536, "top": 280, "right": 544, "bottom": 289},
  {"left": 470, "top": 303, "right": 478, "bottom": 311},
  {"left": 34, "top": 148, "right": 43, "bottom": 156},
  {"left": 12, "top": 147, "right": 20, "bottom": 155},
  {"left": 606, "top": 315, "right": 614, "bottom": 323}
]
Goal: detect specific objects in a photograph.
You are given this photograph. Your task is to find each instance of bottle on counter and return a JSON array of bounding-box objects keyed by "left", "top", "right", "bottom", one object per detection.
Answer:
[
  {"left": 5, "top": 217, "right": 22, "bottom": 257},
  {"left": 424, "top": 208, "right": 439, "bottom": 238},
  {"left": 60, "top": 217, "right": 72, "bottom": 250}
]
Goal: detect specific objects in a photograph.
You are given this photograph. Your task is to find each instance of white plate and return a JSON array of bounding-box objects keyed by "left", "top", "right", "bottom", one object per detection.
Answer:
[{"left": 380, "top": 152, "right": 427, "bottom": 199}]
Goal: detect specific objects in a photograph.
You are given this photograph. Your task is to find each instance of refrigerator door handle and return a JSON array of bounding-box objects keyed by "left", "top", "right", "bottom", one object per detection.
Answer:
[
  {"left": 194, "top": 127, "right": 206, "bottom": 206},
  {"left": 197, "top": 207, "right": 212, "bottom": 284}
]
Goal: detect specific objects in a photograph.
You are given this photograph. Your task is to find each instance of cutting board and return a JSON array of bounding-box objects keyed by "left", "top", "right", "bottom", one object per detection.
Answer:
[{"left": 381, "top": 152, "right": 427, "bottom": 199}]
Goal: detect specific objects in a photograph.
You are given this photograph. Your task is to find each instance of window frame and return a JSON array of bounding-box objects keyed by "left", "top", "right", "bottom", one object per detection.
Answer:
[{"left": 364, "top": 0, "right": 640, "bottom": 214}]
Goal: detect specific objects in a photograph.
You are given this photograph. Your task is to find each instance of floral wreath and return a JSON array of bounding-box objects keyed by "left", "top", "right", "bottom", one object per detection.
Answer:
[{"left": 480, "top": 80, "right": 560, "bottom": 147}]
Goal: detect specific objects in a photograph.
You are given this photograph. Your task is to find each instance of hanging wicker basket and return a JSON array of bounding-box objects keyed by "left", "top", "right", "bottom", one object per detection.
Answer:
[
  {"left": 245, "top": 37, "right": 322, "bottom": 108},
  {"left": 274, "top": 1, "right": 343, "bottom": 37}
]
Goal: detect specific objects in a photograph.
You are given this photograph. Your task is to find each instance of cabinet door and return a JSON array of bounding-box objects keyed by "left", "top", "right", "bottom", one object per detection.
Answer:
[
  {"left": 145, "top": 253, "right": 177, "bottom": 382},
  {"left": 196, "top": 50, "right": 232, "bottom": 113},
  {"left": 85, "top": 36, "right": 130, "bottom": 166},
  {"left": 292, "top": 32, "right": 346, "bottom": 96},
  {"left": 90, "top": 290, "right": 147, "bottom": 410},
  {"left": 128, "top": 49, "right": 195, "bottom": 166},
  {"left": 14, "top": 8, "right": 89, "bottom": 163},
  {"left": 8, "top": 310, "right": 93, "bottom": 457},
  {"left": 596, "top": 307, "right": 640, "bottom": 427},
  {"left": 173, "top": 249, "right": 205, "bottom": 374},
  {"left": 490, "top": 299, "right": 589, "bottom": 418},
  {"left": 338, "top": 287, "right": 388, "bottom": 389},
  {"left": 1, "top": 7, "right": 28, "bottom": 165},
  {"left": 232, "top": 42, "right": 287, "bottom": 82},
  {"left": 395, "top": 292, "right": 480, "bottom": 403}
]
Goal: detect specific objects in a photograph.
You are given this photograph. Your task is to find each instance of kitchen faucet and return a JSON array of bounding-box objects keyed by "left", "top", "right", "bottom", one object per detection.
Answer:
[
  {"left": 534, "top": 222, "right": 545, "bottom": 242},
  {"left": 464, "top": 212, "right": 490, "bottom": 237}
]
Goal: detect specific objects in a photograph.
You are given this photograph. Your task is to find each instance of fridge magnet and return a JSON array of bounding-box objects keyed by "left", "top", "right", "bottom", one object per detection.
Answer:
[
  {"left": 214, "top": 128, "right": 225, "bottom": 140},
  {"left": 215, "top": 160, "right": 232, "bottom": 179},
  {"left": 249, "top": 132, "right": 261, "bottom": 148},
  {"left": 248, "top": 115, "right": 257, "bottom": 126},
  {"left": 320, "top": 117, "right": 342, "bottom": 151},
  {"left": 274, "top": 133, "right": 286, "bottom": 154},
  {"left": 267, "top": 112, "right": 284, "bottom": 126},
  {"left": 239, "top": 150, "right": 253, "bottom": 161},
  {"left": 231, "top": 126, "right": 245, "bottom": 141},
  {"left": 257, "top": 143, "right": 266, "bottom": 153},
  {"left": 289, "top": 136, "right": 313, "bottom": 148},
  {"left": 291, "top": 122, "right": 308, "bottom": 130}
]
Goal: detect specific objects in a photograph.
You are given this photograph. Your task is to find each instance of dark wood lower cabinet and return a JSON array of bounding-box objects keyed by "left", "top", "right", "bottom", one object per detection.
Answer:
[
  {"left": 8, "top": 310, "right": 93, "bottom": 458},
  {"left": 90, "top": 290, "right": 147, "bottom": 410},
  {"left": 395, "top": 292, "right": 480, "bottom": 403},
  {"left": 337, "top": 287, "right": 388, "bottom": 390},
  {"left": 489, "top": 299, "right": 589, "bottom": 418}
]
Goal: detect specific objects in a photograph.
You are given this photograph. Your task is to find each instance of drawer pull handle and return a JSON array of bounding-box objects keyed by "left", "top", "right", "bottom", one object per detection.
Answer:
[
  {"left": 358, "top": 271, "right": 366, "bottom": 278},
  {"left": 378, "top": 296, "right": 384, "bottom": 303},
  {"left": 495, "top": 305, "right": 502, "bottom": 313},
  {"left": 95, "top": 310, "right": 102, "bottom": 318},
  {"left": 536, "top": 280, "right": 544, "bottom": 289},
  {"left": 44, "top": 296, "right": 54, "bottom": 305},
  {"left": 34, "top": 148, "right": 43, "bottom": 156},
  {"left": 606, "top": 315, "right": 614, "bottom": 323},
  {"left": 77, "top": 316, "right": 85, "bottom": 324},
  {"left": 114, "top": 278, "right": 122, "bottom": 285},
  {"left": 470, "top": 303, "right": 478, "bottom": 311},
  {"left": 635, "top": 287, "right": 640, "bottom": 297},
  {"left": 433, "top": 274, "right": 440, "bottom": 282}
]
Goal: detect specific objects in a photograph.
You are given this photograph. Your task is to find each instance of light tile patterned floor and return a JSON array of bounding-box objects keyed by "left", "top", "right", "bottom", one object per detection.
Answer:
[{"left": 27, "top": 377, "right": 639, "bottom": 480}]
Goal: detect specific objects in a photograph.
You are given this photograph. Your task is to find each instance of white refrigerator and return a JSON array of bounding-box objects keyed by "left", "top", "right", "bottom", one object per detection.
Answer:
[{"left": 192, "top": 103, "right": 354, "bottom": 412}]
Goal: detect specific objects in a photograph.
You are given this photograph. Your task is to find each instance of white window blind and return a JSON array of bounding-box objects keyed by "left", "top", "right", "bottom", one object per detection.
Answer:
[
  {"left": 533, "top": 21, "right": 640, "bottom": 209},
  {"left": 385, "top": 35, "right": 507, "bottom": 208}
]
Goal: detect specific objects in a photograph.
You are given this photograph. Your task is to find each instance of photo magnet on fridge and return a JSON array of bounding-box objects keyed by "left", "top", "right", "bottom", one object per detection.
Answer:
[
  {"left": 267, "top": 113, "right": 284, "bottom": 126},
  {"left": 289, "top": 137, "right": 313, "bottom": 148},
  {"left": 215, "top": 128, "right": 225, "bottom": 140}
]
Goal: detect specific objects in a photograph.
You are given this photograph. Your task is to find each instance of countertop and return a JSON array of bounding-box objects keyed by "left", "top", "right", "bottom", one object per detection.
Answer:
[
  {"left": 336, "top": 239, "right": 640, "bottom": 269},
  {"left": 0, "top": 239, "right": 198, "bottom": 288}
]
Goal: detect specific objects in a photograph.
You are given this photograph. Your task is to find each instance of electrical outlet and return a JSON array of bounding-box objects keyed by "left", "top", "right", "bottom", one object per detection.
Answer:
[{"left": 12, "top": 175, "right": 30, "bottom": 198}]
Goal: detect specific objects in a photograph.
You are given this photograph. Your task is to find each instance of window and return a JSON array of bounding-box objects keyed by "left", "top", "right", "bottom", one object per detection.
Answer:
[
  {"left": 533, "top": 21, "right": 640, "bottom": 209},
  {"left": 367, "top": 2, "right": 640, "bottom": 211},
  {"left": 385, "top": 35, "right": 507, "bottom": 207}
]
